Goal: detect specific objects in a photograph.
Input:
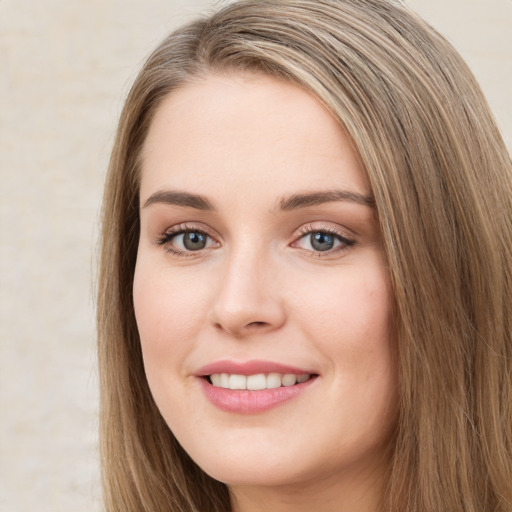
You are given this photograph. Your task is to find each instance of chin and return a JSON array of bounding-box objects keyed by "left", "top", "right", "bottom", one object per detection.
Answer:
[
  {"left": 199, "top": 457, "right": 314, "bottom": 488},
  {"left": 178, "top": 425, "right": 393, "bottom": 491}
]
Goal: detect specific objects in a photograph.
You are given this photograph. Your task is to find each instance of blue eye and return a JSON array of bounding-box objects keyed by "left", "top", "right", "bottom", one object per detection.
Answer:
[
  {"left": 180, "top": 231, "right": 208, "bottom": 250},
  {"left": 157, "top": 228, "right": 216, "bottom": 253},
  {"left": 296, "top": 230, "right": 353, "bottom": 253},
  {"left": 310, "top": 232, "right": 336, "bottom": 251}
]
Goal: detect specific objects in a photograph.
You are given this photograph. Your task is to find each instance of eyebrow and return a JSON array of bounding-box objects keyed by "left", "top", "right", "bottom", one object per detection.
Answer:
[
  {"left": 142, "top": 190, "right": 215, "bottom": 210},
  {"left": 142, "top": 188, "right": 374, "bottom": 211},
  {"left": 278, "top": 190, "right": 375, "bottom": 210}
]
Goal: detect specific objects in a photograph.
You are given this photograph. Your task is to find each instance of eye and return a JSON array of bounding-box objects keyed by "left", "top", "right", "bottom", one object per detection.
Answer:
[
  {"left": 174, "top": 231, "right": 210, "bottom": 251},
  {"left": 157, "top": 226, "right": 218, "bottom": 254},
  {"left": 293, "top": 227, "right": 354, "bottom": 254}
]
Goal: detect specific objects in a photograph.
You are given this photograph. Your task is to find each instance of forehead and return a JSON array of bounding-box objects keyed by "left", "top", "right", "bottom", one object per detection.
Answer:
[{"left": 140, "top": 72, "right": 369, "bottom": 202}]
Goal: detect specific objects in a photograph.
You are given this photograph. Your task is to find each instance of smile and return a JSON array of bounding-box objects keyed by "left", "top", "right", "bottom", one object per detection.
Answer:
[
  {"left": 208, "top": 372, "right": 312, "bottom": 390},
  {"left": 197, "top": 362, "right": 318, "bottom": 414}
]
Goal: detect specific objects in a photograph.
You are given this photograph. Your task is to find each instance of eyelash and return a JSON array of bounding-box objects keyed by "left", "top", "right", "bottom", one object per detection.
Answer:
[
  {"left": 155, "top": 223, "right": 355, "bottom": 258},
  {"left": 294, "top": 224, "right": 355, "bottom": 257},
  {"left": 156, "top": 224, "right": 215, "bottom": 257}
]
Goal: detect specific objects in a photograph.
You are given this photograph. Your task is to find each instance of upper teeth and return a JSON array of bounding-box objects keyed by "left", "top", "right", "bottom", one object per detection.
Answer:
[{"left": 209, "top": 373, "right": 311, "bottom": 390}]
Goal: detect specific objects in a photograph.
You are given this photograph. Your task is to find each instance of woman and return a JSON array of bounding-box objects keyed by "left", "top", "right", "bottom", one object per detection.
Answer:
[{"left": 97, "top": 0, "right": 512, "bottom": 510}]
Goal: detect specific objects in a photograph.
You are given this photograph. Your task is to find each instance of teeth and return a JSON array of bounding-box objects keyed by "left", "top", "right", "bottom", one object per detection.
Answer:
[
  {"left": 220, "top": 373, "right": 230, "bottom": 388},
  {"left": 210, "top": 374, "right": 222, "bottom": 387},
  {"left": 209, "top": 373, "right": 311, "bottom": 390},
  {"left": 247, "top": 373, "right": 266, "bottom": 390},
  {"left": 267, "top": 373, "right": 282, "bottom": 389},
  {"left": 282, "top": 374, "right": 297, "bottom": 386},
  {"left": 229, "top": 374, "right": 246, "bottom": 390}
]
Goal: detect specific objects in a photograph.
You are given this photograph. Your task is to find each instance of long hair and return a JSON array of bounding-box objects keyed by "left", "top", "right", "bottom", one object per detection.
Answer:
[{"left": 97, "top": 1, "right": 512, "bottom": 510}]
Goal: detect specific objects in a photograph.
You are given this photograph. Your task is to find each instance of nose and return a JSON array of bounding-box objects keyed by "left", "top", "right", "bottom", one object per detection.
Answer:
[{"left": 209, "top": 247, "right": 286, "bottom": 338}]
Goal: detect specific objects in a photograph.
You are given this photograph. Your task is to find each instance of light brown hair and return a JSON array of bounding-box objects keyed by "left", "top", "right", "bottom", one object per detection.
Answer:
[{"left": 97, "top": 1, "right": 512, "bottom": 510}]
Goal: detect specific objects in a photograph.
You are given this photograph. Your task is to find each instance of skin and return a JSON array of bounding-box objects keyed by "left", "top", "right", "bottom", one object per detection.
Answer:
[{"left": 133, "top": 72, "right": 398, "bottom": 512}]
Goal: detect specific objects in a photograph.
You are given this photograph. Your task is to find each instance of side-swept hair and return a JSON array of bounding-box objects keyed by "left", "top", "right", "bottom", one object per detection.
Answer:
[{"left": 97, "top": 1, "right": 512, "bottom": 510}]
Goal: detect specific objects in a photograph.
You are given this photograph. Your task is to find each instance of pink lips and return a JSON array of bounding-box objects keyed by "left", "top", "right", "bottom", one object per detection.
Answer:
[
  {"left": 196, "top": 360, "right": 317, "bottom": 414},
  {"left": 196, "top": 359, "right": 314, "bottom": 377}
]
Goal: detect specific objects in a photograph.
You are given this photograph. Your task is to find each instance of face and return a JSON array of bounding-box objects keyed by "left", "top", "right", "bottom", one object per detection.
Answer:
[{"left": 134, "top": 73, "right": 397, "bottom": 497}]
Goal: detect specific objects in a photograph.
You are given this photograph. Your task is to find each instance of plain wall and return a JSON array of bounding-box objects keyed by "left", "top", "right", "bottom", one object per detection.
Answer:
[{"left": 1, "top": 1, "right": 510, "bottom": 511}]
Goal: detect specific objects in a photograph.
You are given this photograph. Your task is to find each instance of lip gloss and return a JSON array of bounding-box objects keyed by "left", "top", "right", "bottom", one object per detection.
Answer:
[
  {"left": 195, "top": 360, "right": 318, "bottom": 414},
  {"left": 199, "top": 377, "right": 316, "bottom": 413}
]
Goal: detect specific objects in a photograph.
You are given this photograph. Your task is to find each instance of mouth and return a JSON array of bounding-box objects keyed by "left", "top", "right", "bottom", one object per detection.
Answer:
[
  {"left": 196, "top": 361, "right": 319, "bottom": 413},
  {"left": 205, "top": 372, "right": 314, "bottom": 390}
]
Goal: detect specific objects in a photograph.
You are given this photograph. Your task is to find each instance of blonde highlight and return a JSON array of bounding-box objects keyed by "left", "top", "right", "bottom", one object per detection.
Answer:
[{"left": 98, "top": 1, "right": 512, "bottom": 510}]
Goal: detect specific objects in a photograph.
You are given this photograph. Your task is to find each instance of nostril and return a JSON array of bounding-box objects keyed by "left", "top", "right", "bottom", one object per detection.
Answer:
[{"left": 248, "top": 321, "right": 268, "bottom": 328}]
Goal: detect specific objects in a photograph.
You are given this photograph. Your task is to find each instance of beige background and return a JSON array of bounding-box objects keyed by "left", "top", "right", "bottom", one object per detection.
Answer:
[{"left": 1, "top": 1, "right": 510, "bottom": 511}]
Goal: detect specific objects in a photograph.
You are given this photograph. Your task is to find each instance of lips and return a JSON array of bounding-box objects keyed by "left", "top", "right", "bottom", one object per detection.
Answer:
[
  {"left": 195, "top": 360, "right": 318, "bottom": 413},
  {"left": 198, "top": 359, "right": 314, "bottom": 375}
]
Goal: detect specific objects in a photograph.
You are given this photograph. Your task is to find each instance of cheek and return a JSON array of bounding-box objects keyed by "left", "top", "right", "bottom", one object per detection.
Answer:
[
  {"left": 132, "top": 258, "right": 209, "bottom": 367},
  {"left": 295, "top": 264, "right": 392, "bottom": 349},
  {"left": 293, "top": 261, "right": 396, "bottom": 404}
]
